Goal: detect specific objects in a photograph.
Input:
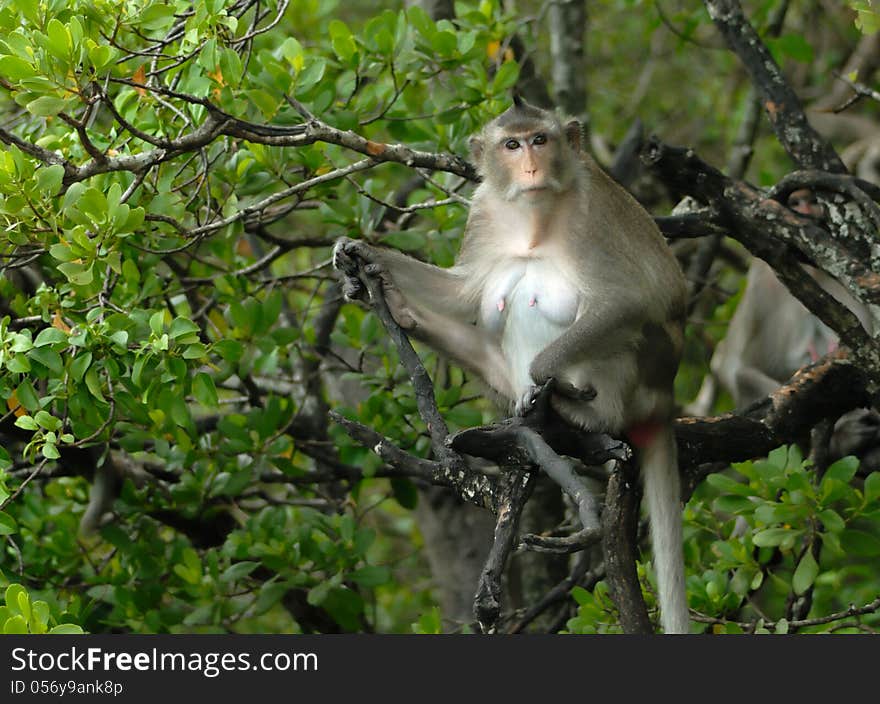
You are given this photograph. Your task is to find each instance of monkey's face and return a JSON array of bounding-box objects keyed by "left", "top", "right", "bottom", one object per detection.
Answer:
[
  {"left": 787, "top": 188, "right": 825, "bottom": 220},
  {"left": 480, "top": 125, "right": 575, "bottom": 201}
]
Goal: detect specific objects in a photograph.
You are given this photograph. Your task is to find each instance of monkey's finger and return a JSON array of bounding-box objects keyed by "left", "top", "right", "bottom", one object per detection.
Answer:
[
  {"left": 363, "top": 262, "right": 385, "bottom": 278},
  {"left": 554, "top": 380, "right": 597, "bottom": 402},
  {"left": 514, "top": 385, "right": 542, "bottom": 416},
  {"left": 341, "top": 277, "right": 366, "bottom": 301},
  {"left": 332, "top": 238, "right": 356, "bottom": 273}
]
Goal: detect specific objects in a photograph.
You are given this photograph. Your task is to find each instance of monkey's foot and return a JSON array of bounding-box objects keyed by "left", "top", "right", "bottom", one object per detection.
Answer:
[
  {"left": 515, "top": 380, "right": 554, "bottom": 417},
  {"left": 515, "top": 378, "right": 596, "bottom": 417},
  {"left": 331, "top": 237, "right": 417, "bottom": 329}
]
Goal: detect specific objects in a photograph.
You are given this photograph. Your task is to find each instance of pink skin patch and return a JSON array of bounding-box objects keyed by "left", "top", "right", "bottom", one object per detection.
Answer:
[
  {"left": 529, "top": 295, "right": 537, "bottom": 307},
  {"left": 497, "top": 299, "right": 505, "bottom": 312},
  {"left": 626, "top": 420, "right": 663, "bottom": 449}
]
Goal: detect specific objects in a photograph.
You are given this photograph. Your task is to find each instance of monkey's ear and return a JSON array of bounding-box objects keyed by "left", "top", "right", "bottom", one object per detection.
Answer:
[
  {"left": 469, "top": 135, "right": 483, "bottom": 162},
  {"left": 513, "top": 93, "right": 524, "bottom": 109},
  {"left": 565, "top": 120, "right": 583, "bottom": 153}
]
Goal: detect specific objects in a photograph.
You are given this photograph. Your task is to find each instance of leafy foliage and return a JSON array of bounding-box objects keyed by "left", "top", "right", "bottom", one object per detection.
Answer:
[
  {"left": 0, "top": 583, "right": 84, "bottom": 634},
  {"left": 567, "top": 446, "right": 880, "bottom": 633}
]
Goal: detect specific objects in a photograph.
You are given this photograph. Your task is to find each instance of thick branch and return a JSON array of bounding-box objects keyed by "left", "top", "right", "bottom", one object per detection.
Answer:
[
  {"left": 642, "top": 139, "right": 880, "bottom": 381},
  {"left": 677, "top": 353, "right": 871, "bottom": 494},
  {"left": 703, "top": 0, "right": 845, "bottom": 173},
  {"left": 602, "top": 459, "right": 652, "bottom": 634},
  {"left": 473, "top": 468, "right": 534, "bottom": 633}
]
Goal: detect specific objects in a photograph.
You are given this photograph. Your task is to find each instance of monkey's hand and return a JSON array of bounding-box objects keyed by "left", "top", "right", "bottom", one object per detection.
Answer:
[
  {"left": 332, "top": 237, "right": 417, "bottom": 330},
  {"left": 516, "top": 378, "right": 596, "bottom": 417}
]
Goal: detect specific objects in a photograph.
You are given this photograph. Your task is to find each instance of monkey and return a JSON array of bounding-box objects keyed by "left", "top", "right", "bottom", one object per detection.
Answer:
[
  {"left": 698, "top": 189, "right": 874, "bottom": 410},
  {"left": 333, "top": 97, "right": 690, "bottom": 634},
  {"left": 689, "top": 189, "right": 880, "bottom": 471}
]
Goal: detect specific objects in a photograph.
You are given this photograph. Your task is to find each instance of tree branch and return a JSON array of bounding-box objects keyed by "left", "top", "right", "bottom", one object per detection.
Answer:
[{"left": 703, "top": 0, "right": 846, "bottom": 173}]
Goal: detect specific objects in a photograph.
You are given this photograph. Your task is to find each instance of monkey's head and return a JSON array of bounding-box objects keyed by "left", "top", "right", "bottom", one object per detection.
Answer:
[
  {"left": 469, "top": 96, "right": 583, "bottom": 201},
  {"left": 787, "top": 188, "right": 825, "bottom": 220}
]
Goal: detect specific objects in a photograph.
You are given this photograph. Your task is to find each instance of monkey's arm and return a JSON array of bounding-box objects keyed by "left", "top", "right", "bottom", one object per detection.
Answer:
[
  {"left": 333, "top": 237, "right": 516, "bottom": 399},
  {"left": 529, "top": 292, "right": 665, "bottom": 385},
  {"left": 333, "top": 237, "right": 475, "bottom": 323}
]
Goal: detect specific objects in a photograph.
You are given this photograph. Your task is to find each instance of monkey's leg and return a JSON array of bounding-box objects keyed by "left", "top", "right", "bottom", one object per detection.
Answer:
[{"left": 333, "top": 237, "right": 517, "bottom": 399}]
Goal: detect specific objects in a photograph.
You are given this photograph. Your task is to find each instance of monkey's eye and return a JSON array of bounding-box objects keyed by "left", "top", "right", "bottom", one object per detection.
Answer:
[
  {"left": 532, "top": 133, "right": 547, "bottom": 145},
  {"left": 504, "top": 139, "right": 520, "bottom": 150}
]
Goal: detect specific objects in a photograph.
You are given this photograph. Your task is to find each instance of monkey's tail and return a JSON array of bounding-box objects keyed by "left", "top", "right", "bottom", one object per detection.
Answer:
[{"left": 641, "top": 424, "right": 689, "bottom": 634}]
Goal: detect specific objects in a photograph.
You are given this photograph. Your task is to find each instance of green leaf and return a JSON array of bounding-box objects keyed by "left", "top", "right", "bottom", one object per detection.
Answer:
[
  {"left": 45, "top": 18, "right": 70, "bottom": 58},
  {"left": 296, "top": 58, "right": 326, "bottom": 92},
  {"left": 14, "top": 415, "right": 39, "bottom": 431},
  {"left": 491, "top": 61, "right": 520, "bottom": 94},
  {"left": 705, "top": 472, "right": 751, "bottom": 495},
  {"left": 823, "top": 456, "right": 859, "bottom": 486},
  {"left": 407, "top": 5, "right": 436, "bottom": 40},
  {"left": 169, "top": 317, "right": 200, "bottom": 340},
  {"left": 192, "top": 372, "right": 218, "bottom": 408},
  {"left": 42, "top": 441, "right": 60, "bottom": 460},
  {"left": 253, "top": 582, "right": 288, "bottom": 616},
  {"left": 713, "top": 495, "right": 754, "bottom": 514},
  {"left": 150, "top": 311, "right": 166, "bottom": 335},
  {"left": 84, "top": 367, "right": 105, "bottom": 401},
  {"left": 0, "top": 55, "right": 35, "bottom": 81},
  {"left": 182, "top": 343, "right": 207, "bottom": 359},
  {"left": 77, "top": 187, "right": 107, "bottom": 221},
  {"left": 307, "top": 580, "right": 332, "bottom": 606},
  {"left": 792, "top": 551, "right": 819, "bottom": 595},
  {"left": 70, "top": 351, "right": 92, "bottom": 382},
  {"left": 752, "top": 528, "right": 794, "bottom": 547},
  {"left": 26, "top": 96, "right": 70, "bottom": 117},
  {"left": 49, "top": 624, "right": 84, "bottom": 634},
  {"left": 818, "top": 508, "right": 846, "bottom": 533},
  {"left": 431, "top": 30, "right": 458, "bottom": 57},
  {"left": 5, "top": 584, "right": 27, "bottom": 612},
  {"left": 56, "top": 261, "right": 94, "bottom": 286},
  {"left": 4, "top": 614, "right": 27, "bottom": 634},
  {"left": 34, "top": 410, "right": 61, "bottom": 431},
  {"left": 413, "top": 607, "right": 442, "bottom": 634},
  {"left": 220, "top": 561, "right": 258, "bottom": 583},
  {"left": 213, "top": 339, "right": 243, "bottom": 363},
  {"left": 33, "top": 327, "right": 67, "bottom": 347},
  {"left": 0, "top": 511, "right": 18, "bottom": 536},
  {"left": 88, "top": 44, "right": 115, "bottom": 71},
  {"left": 14, "top": 380, "right": 39, "bottom": 412},
  {"left": 28, "top": 347, "right": 63, "bottom": 375},
  {"left": 864, "top": 472, "right": 880, "bottom": 503},
  {"left": 328, "top": 20, "right": 357, "bottom": 64},
  {"left": 6, "top": 353, "right": 31, "bottom": 373},
  {"left": 35, "top": 164, "right": 64, "bottom": 195},
  {"left": 139, "top": 3, "right": 177, "bottom": 31}
]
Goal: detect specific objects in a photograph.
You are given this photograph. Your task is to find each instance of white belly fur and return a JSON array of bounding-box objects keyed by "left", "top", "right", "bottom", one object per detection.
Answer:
[{"left": 480, "top": 258, "right": 579, "bottom": 397}]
